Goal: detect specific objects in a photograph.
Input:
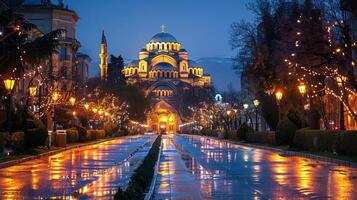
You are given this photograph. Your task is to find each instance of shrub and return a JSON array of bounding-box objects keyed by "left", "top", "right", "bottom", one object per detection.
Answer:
[
  {"left": 246, "top": 131, "right": 276, "bottom": 145},
  {"left": 294, "top": 130, "right": 357, "bottom": 156},
  {"left": 237, "top": 123, "right": 253, "bottom": 141},
  {"left": 276, "top": 118, "right": 297, "bottom": 145},
  {"left": 104, "top": 122, "right": 117, "bottom": 137},
  {"left": 66, "top": 129, "right": 79, "bottom": 143},
  {"left": 24, "top": 118, "right": 48, "bottom": 149},
  {"left": 75, "top": 125, "right": 87, "bottom": 142},
  {"left": 11, "top": 131, "right": 24, "bottom": 152},
  {"left": 87, "top": 130, "right": 97, "bottom": 141},
  {"left": 96, "top": 130, "right": 106, "bottom": 139},
  {"left": 0, "top": 132, "right": 9, "bottom": 153},
  {"left": 286, "top": 108, "right": 302, "bottom": 129}
]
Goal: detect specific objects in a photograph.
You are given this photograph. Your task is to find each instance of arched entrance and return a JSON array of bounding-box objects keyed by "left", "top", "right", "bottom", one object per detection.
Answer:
[{"left": 147, "top": 100, "right": 181, "bottom": 134}]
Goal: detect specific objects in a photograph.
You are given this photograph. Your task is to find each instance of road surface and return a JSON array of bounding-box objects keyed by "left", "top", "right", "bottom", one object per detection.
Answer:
[{"left": 152, "top": 134, "right": 357, "bottom": 199}]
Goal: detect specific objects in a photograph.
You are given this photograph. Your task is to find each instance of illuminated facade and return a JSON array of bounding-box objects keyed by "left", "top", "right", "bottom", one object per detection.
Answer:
[{"left": 123, "top": 27, "right": 211, "bottom": 133}]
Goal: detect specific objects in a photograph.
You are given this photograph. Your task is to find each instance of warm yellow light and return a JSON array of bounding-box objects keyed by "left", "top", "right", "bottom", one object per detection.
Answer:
[
  {"left": 253, "top": 99, "right": 260, "bottom": 107},
  {"left": 298, "top": 83, "right": 306, "bottom": 95},
  {"left": 29, "top": 85, "right": 37, "bottom": 97},
  {"left": 275, "top": 91, "right": 283, "bottom": 102},
  {"left": 69, "top": 97, "right": 76, "bottom": 106},
  {"left": 160, "top": 116, "right": 168, "bottom": 122},
  {"left": 169, "top": 116, "right": 174, "bottom": 122},
  {"left": 233, "top": 109, "right": 238, "bottom": 113},
  {"left": 3, "top": 79, "right": 15, "bottom": 92},
  {"left": 98, "top": 109, "right": 103, "bottom": 115},
  {"left": 72, "top": 111, "right": 77, "bottom": 116},
  {"left": 226, "top": 110, "right": 232, "bottom": 116},
  {"left": 84, "top": 104, "right": 89, "bottom": 110},
  {"left": 336, "top": 48, "right": 341, "bottom": 53},
  {"left": 243, "top": 104, "right": 249, "bottom": 110},
  {"left": 105, "top": 112, "right": 109, "bottom": 117},
  {"left": 52, "top": 91, "right": 60, "bottom": 102},
  {"left": 92, "top": 108, "right": 98, "bottom": 113}
]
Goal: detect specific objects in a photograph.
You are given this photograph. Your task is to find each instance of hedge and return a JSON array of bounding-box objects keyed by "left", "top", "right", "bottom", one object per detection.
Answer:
[
  {"left": 246, "top": 131, "right": 276, "bottom": 145},
  {"left": 294, "top": 130, "right": 357, "bottom": 156},
  {"left": 66, "top": 129, "right": 79, "bottom": 143},
  {"left": 114, "top": 135, "right": 162, "bottom": 200}
]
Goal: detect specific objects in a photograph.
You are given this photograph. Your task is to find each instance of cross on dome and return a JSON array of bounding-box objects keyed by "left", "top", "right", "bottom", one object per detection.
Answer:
[{"left": 161, "top": 24, "right": 165, "bottom": 33}]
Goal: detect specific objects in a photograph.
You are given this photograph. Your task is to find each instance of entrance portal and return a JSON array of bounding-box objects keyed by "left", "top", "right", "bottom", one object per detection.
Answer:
[{"left": 148, "top": 100, "right": 181, "bottom": 134}]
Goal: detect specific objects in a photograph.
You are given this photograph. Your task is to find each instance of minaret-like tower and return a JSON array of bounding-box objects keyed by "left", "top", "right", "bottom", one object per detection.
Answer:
[{"left": 99, "top": 30, "right": 108, "bottom": 80}]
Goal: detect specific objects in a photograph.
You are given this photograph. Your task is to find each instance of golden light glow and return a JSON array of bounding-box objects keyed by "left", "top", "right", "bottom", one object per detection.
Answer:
[
  {"left": 243, "top": 103, "right": 249, "bottom": 110},
  {"left": 253, "top": 99, "right": 260, "bottom": 107},
  {"left": 226, "top": 110, "right": 232, "bottom": 116},
  {"left": 51, "top": 91, "right": 60, "bottom": 102},
  {"left": 98, "top": 109, "right": 103, "bottom": 115},
  {"left": 3, "top": 79, "right": 15, "bottom": 92},
  {"left": 169, "top": 116, "right": 174, "bottom": 122},
  {"left": 29, "top": 85, "right": 37, "bottom": 97},
  {"left": 84, "top": 104, "right": 89, "bottom": 110},
  {"left": 160, "top": 116, "right": 168, "bottom": 122},
  {"left": 298, "top": 83, "right": 306, "bottom": 95},
  {"left": 92, "top": 108, "right": 98, "bottom": 113},
  {"left": 69, "top": 97, "right": 76, "bottom": 106},
  {"left": 72, "top": 111, "right": 77, "bottom": 116},
  {"left": 275, "top": 91, "right": 283, "bottom": 102}
]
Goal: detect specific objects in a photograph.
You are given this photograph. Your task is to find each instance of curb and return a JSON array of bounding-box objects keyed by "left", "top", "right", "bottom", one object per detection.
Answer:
[
  {"left": 183, "top": 134, "right": 357, "bottom": 169},
  {"left": 0, "top": 136, "right": 131, "bottom": 169}
]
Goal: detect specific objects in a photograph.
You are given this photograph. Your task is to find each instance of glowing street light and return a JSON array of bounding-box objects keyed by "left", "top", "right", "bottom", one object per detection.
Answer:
[
  {"left": 84, "top": 103, "right": 89, "bottom": 110},
  {"left": 275, "top": 90, "right": 283, "bottom": 121},
  {"left": 3, "top": 79, "right": 15, "bottom": 93},
  {"left": 253, "top": 99, "right": 260, "bottom": 131},
  {"left": 51, "top": 91, "right": 60, "bottom": 102},
  {"left": 243, "top": 103, "right": 249, "bottom": 110},
  {"left": 29, "top": 85, "right": 37, "bottom": 97},
  {"left": 69, "top": 97, "right": 76, "bottom": 106},
  {"left": 226, "top": 110, "right": 232, "bottom": 116},
  {"left": 92, "top": 108, "right": 98, "bottom": 113},
  {"left": 298, "top": 83, "right": 306, "bottom": 96},
  {"left": 253, "top": 99, "right": 260, "bottom": 107}
]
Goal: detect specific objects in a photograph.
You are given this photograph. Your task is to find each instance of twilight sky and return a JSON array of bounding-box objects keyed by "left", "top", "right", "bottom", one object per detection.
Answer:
[{"left": 66, "top": 0, "right": 253, "bottom": 90}]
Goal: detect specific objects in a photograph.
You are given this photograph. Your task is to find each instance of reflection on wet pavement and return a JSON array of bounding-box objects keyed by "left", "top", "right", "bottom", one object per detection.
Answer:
[
  {"left": 0, "top": 135, "right": 154, "bottom": 199},
  {"left": 153, "top": 134, "right": 357, "bottom": 200}
]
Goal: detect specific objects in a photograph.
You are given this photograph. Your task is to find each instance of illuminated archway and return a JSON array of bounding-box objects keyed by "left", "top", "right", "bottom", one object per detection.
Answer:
[{"left": 147, "top": 100, "right": 181, "bottom": 134}]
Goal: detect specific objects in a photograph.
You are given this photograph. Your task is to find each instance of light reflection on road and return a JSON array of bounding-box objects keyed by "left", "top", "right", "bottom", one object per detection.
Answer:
[
  {"left": 153, "top": 134, "right": 357, "bottom": 199},
  {"left": 0, "top": 135, "right": 154, "bottom": 199}
]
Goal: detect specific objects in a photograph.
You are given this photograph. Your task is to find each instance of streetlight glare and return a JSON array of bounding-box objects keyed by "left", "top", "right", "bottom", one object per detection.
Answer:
[
  {"left": 29, "top": 85, "right": 37, "bottom": 97},
  {"left": 4, "top": 79, "right": 15, "bottom": 92},
  {"left": 51, "top": 91, "right": 60, "bottom": 102},
  {"left": 253, "top": 99, "right": 260, "bottom": 107},
  {"left": 243, "top": 104, "right": 249, "bottom": 110},
  {"left": 69, "top": 97, "right": 76, "bottom": 105},
  {"left": 298, "top": 83, "right": 306, "bottom": 95},
  {"left": 275, "top": 91, "right": 283, "bottom": 102}
]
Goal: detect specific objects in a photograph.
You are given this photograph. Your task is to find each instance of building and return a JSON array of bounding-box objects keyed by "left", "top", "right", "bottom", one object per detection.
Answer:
[
  {"left": 100, "top": 27, "right": 211, "bottom": 133},
  {"left": 76, "top": 52, "right": 91, "bottom": 96},
  {"left": 18, "top": 0, "right": 80, "bottom": 94}
]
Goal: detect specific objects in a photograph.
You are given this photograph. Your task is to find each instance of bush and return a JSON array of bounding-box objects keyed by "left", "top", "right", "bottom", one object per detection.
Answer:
[
  {"left": 114, "top": 135, "right": 161, "bottom": 200},
  {"left": 0, "top": 132, "right": 9, "bottom": 153},
  {"left": 11, "top": 131, "right": 24, "bottom": 151},
  {"left": 24, "top": 118, "right": 48, "bottom": 149},
  {"left": 286, "top": 108, "right": 302, "bottom": 129},
  {"left": 104, "top": 122, "right": 117, "bottom": 137},
  {"left": 66, "top": 129, "right": 79, "bottom": 143},
  {"left": 276, "top": 118, "right": 297, "bottom": 145},
  {"left": 96, "top": 130, "right": 106, "bottom": 139},
  {"left": 246, "top": 131, "right": 276, "bottom": 145},
  {"left": 294, "top": 130, "right": 357, "bottom": 156},
  {"left": 237, "top": 123, "right": 253, "bottom": 141},
  {"left": 75, "top": 125, "right": 87, "bottom": 142},
  {"left": 87, "top": 130, "right": 98, "bottom": 141}
]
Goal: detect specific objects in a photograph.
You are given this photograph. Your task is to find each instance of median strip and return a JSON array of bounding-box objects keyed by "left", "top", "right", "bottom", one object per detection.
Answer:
[{"left": 114, "top": 135, "right": 162, "bottom": 200}]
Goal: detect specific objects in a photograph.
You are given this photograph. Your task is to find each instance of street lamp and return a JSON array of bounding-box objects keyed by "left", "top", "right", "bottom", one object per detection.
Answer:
[
  {"left": 69, "top": 97, "right": 76, "bottom": 106},
  {"left": 298, "top": 83, "right": 307, "bottom": 128},
  {"left": 51, "top": 90, "right": 61, "bottom": 132},
  {"left": 29, "top": 85, "right": 37, "bottom": 97},
  {"left": 243, "top": 103, "right": 249, "bottom": 124},
  {"left": 3, "top": 79, "right": 15, "bottom": 133},
  {"left": 84, "top": 103, "right": 89, "bottom": 110},
  {"left": 275, "top": 90, "right": 283, "bottom": 121},
  {"left": 243, "top": 103, "right": 249, "bottom": 110},
  {"left": 253, "top": 99, "right": 260, "bottom": 131}
]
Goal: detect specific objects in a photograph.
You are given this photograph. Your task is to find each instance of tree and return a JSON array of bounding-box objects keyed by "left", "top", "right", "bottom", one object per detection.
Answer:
[{"left": 107, "top": 55, "right": 126, "bottom": 87}]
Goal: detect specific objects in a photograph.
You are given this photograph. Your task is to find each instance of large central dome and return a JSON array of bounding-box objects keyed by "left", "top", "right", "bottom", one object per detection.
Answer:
[{"left": 149, "top": 32, "right": 178, "bottom": 43}]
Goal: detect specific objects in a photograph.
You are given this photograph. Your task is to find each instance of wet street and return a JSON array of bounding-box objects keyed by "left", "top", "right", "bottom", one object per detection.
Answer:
[
  {"left": 152, "top": 134, "right": 357, "bottom": 199},
  {"left": 0, "top": 135, "right": 155, "bottom": 199}
]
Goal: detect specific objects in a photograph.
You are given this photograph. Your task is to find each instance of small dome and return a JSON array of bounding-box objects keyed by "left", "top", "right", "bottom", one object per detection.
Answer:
[
  {"left": 152, "top": 63, "right": 175, "bottom": 71},
  {"left": 126, "top": 60, "right": 139, "bottom": 68},
  {"left": 140, "top": 48, "right": 148, "bottom": 52},
  {"left": 149, "top": 32, "right": 178, "bottom": 43},
  {"left": 155, "top": 85, "right": 172, "bottom": 90},
  {"left": 179, "top": 48, "right": 187, "bottom": 53}
]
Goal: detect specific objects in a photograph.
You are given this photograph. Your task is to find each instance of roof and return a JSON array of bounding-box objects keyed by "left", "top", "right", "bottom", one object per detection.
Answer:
[
  {"left": 155, "top": 85, "right": 173, "bottom": 90},
  {"left": 149, "top": 32, "right": 178, "bottom": 43},
  {"left": 152, "top": 63, "right": 175, "bottom": 71},
  {"left": 126, "top": 60, "right": 139, "bottom": 68},
  {"left": 101, "top": 30, "right": 107, "bottom": 44}
]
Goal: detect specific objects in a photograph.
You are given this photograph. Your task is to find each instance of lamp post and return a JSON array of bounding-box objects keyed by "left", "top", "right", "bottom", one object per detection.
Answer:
[
  {"left": 243, "top": 103, "right": 249, "bottom": 124},
  {"left": 29, "top": 85, "right": 37, "bottom": 112},
  {"left": 226, "top": 110, "right": 232, "bottom": 130},
  {"left": 275, "top": 91, "right": 283, "bottom": 121},
  {"left": 336, "top": 77, "right": 346, "bottom": 130},
  {"left": 298, "top": 83, "right": 307, "bottom": 128},
  {"left": 51, "top": 91, "right": 60, "bottom": 132},
  {"left": 253, "top": 99, "right": 260, "bottom": 131},
  {"left": 3, "top": 79, "right": 16, "bottom": 133}
]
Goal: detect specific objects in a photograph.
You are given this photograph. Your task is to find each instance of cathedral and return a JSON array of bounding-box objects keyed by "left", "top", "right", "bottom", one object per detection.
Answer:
[{"left": 99, "top": 27, "right": 211, "bottom": 133}]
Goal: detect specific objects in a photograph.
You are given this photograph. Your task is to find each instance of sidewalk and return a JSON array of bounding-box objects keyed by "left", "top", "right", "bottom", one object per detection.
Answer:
[{"left": 0, "top": 136, "right": 126, "bottom": 169}]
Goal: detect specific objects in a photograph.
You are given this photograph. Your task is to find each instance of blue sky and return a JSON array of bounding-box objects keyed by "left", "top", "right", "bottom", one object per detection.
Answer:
[{"left": 66, "top": 0, "right": 253, "bottom": 90}]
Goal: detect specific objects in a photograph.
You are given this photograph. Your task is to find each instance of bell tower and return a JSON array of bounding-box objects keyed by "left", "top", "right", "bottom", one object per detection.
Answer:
[{"left": 99, "top": 30, "right": 108, "bottom": 80}]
